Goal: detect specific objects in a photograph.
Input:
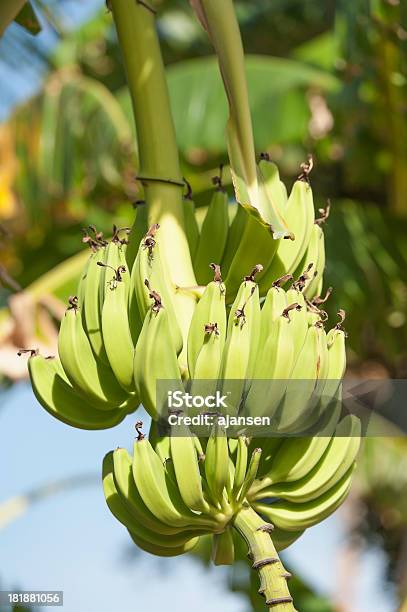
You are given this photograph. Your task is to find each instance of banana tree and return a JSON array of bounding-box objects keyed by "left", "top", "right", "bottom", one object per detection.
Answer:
[{"left": 24, "top": 1, "right": 361, "bottom": 609}]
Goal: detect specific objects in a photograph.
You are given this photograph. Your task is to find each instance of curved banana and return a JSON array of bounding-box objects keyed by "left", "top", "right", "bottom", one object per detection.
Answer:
[
  {"left": 187, "top": 268, "right": 226, "bottom": 378},
  {"left": 258, "top": 178, "right": 314, "bottom": 294},
  {"left": 112, "top": 447, "right": 186, "bottom": 535},
  {"left": 194, "top": 184, "right": 229, "bottom": 285},
  {"left": 254, "top": 465, "right": 355, "bottom": 531},
  {"left": 101, "top": 247, "right": 136, "bottom": 392},
  {"left": 103, "top": 452, "right": 202, "bottom": 547},
  {"left": 170, "top": 423, "right": 211, "bottom": 513},
  {"left": 131, "top": 225, "right": 183, "bottom": 354},
  {"left": 133, "top": 299, "right": 184, "bottom": 420},
  {"left": 58, "top": 299, "right": 128, "bottom": 409},
  {"left": 82, "top": 247, "right": 109, "bottom": 366},
  {"left": 254, "top": 416, "right": 360, "bottom": 502},
  {"left": 132, "top": 435, "right": 216, "bottom": 530},
  {"left": 28, "top": 354, "right": 130, "bottom": 430},
  {"left": 204, "top": 424, "right": 230, "bottom": 505}
]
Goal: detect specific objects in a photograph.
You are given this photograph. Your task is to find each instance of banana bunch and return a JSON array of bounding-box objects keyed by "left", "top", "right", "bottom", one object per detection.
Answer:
[
  {"left": 103, "top": 421, "right": 306, "bottom": 561},
  {"left": 27, "top": 221, "right": 148, "bottom": 430},
  {"left": 103, "top": 413, "right": 360, "bottom": 609},
  {"left": 186, "top": 157, "right": 326, "bottom": 303},
  {"left": 135, "top": 254, "right": 347, "bottom": 431}
]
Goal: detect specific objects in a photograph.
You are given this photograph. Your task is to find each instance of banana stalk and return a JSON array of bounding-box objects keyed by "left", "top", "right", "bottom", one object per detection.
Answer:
[
  {"left": 233, "top": 505, "right": 295, "bottom": 611},
  {"left": 189, "top": 0, "right": 291, "bottom": 240},
  {"left": 110, "top": 0, "right": 196, "bottom": 350}
]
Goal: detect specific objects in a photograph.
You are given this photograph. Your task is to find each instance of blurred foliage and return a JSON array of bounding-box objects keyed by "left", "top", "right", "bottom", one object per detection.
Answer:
[{"left": 351, "top": 438, "right": 407, "bottom": 605}]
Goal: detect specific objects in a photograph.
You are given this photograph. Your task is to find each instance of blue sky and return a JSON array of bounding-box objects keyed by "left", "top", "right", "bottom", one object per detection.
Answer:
[{"left": 0, "top": 383, "right": 397, "bottom": 612}]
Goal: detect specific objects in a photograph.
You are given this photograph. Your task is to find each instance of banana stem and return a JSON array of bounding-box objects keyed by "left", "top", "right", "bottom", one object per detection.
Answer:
[
  {"left": 110, "top": 0, "right": 196, "bottom": 288},
  {"left": 233, "top": 505, "right": 296, "bottom": 611}
]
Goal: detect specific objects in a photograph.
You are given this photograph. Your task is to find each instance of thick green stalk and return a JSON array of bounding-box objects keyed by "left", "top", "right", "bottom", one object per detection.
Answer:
[
  {"left": 190, "top": 0, "right": 258, "bottom": 209},
  {"left": 233, "top": 505, "right": 295, "bottom": 611},
  {"left": 110, "top": 0, "right": 196, "bottom": 289}
]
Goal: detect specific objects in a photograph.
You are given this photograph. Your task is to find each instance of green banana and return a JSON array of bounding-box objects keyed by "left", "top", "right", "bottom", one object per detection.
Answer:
[
  {"left": 28, "top": 354, "right": 130, "bottom": 429},
  {"left": 183, "top": 194, "right": 200, "bottom": 261},
  {"left": 128, "top": 530, "right": 199, "bottom": 557},
  {"left": 100, "top": 247, "right": 136, "bottom": 392},
  {"left": 103, "top": 452, "right": 202, "bottom": 548},
  {"left": 131, "top": 224, "right": 183, "bottom": 354},
  {"left": 112, "top": 447, "right": 186, "bottom": 535},
  {"left": 221, "top": 203, "right": 247, "bottom": 274},
  {"left": 232, "top": 436, "right": 248, "bottom": 496},
  {"left": 187, "top": 268, "right": 226, "bottom": 379},
  {"left": 170, "top": 423, "right": 211, "bottom": 513},
  {"left": 254, "top": 416, "right": 361, "bottom": 503},
  {"left": 204, "top": 424, "right": 230, "bottom": 505},
  {"left": 58, "top": 298, "right": 128, "bottom": 409},
  {"left": 254, "top": 465, "right": 355, "bottom": 531},
  {"left": 82, "top": 248, "right": 109, "bottom": 366},
  {"left": 133, "top": 298, "right": 184, "bottom": 420},
  {"left": 244, "top": 312, "right": 294, "bottom": 421},
  {"left": 219, "top": 275, "right": 261, "bottom": 413},
  {"left": 194, "top": 182, "right": 229, "bottom": 285},
  {"left": 125, "top": 201, "right": 149, "bottom": 270},
  {"left": 132, "top": 435, "right": 216, "bottom": 529},
  {"left": 258, "top": 177, "right": 314, "bottom": 294}
]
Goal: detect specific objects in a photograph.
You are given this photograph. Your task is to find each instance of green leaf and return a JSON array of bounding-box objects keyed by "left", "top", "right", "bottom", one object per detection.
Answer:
[{"left": 166, "top": 55, "right": 339, "bottom": 155}]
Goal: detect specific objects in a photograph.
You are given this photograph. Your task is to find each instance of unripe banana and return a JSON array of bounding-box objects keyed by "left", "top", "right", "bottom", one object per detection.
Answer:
[
  {"left": 276, "top": 323, "right": 321, "bottom": 432},
  {"left": 112, "top": 447, "right": 185, "bottom": 535},
  {"left": 236, "top": 447, "right": 261, "bottom": 503},
  {"left": 254, "top": 465, "right": 355, "bottom": 531},
  {"left": 58, "top": 298, "right": 127, "bottom": 409},
  {"left": 100, "top": 248, "right": 136, "bottom": 392},
  {"left": 232, "top": 436, "right": 248, "bottom": 497},
  {"left": 134, "top": 297, "right": 183, "bottom": 420},
  {"left": 82, "top": 248, "right": 109, "bottom": 366},
  {"left": 255, "top": 416, "right": 360, "bottom": 504},
  {"left": 219, "top": 274, "right": 261, "bottom": 413},
  {"left": 131, "top": 225, "right": 182, "bottom": 354},
  {"left": 257, "top": 155, "right": 288, "bottom": 214},
  {"left": 244, "top": 313, "right": 294, "bottom": 421},
  {"left": 259, "top": 280, "right": 288, "bottom": 340},
  {"left": 224, "top": 217, "right": 279, "bottom": 301},
  {"left": 187, "top": 267, "right": 226, "bottom": 379},
  {"left": 194, "top": 182, "right": 229, "bottom": 285},
  {"left": 221, "top": 204, "right": 247, "bottom": 275},
  {"left": 252, "top": 435, "right": 332, "bottom": 489},
  {"left": 128, "top": 530, "right": 200, "bottom": 557},
  {"left": 132, "top": 435, "right": 215, "bottom": 529},
  {"left": 305, "top": 225, "right": 325, "bottom": 300},
  {"left": 125, "top": 201, "right": 149, "bottom": 270},
  {"left": 204, "top": 424, "right": 230, "bottom": 505},
  {"left": 285, "top": 287, "right": 308, "bottom": 357},
  {"left": 258, "top": 178, "right": 314, "bottom": 294},
  {"left": 28, "top": 354, "right": 130, "bottom": 430},
  {"left": 170, "top": 423, "right": 211, "bottom": 513},
  {"left": 103, "top": 452, "right": 202, "bottom": 547}
]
